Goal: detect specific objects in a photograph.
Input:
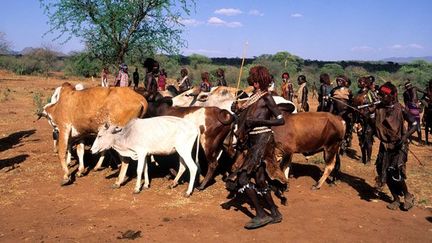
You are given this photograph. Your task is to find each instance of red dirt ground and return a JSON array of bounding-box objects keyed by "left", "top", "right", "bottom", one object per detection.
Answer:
[{"left": 0, "top": 71, "right": 431, "bottom": 242}]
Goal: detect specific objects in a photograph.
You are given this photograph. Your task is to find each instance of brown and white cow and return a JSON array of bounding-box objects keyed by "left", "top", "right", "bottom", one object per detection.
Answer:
[
  {"left": 40, "top": 82, "right": 148, "bottom": 185},
  {"left": 143, "top": 97, "right": 234, "bottom": 190}
]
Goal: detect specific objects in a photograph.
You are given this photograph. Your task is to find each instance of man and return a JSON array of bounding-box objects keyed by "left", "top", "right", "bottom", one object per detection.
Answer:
[
  {"left": 228, "top": 66, "right": 286, "bottom": 229},
  {"left": 133, "top": 68, "right": 140, "bottom": 90},
  {"left": 143, "top": 58, "right": 159, "bottom": 100},
  {"left": 177, "top": 68, "right": 192, "bottom": 93},
  {"left": 280, "top": 72, "right": 294, "bottom": 101},
  {"left": 330, "top": 75, "right": 353, "bottom": 152},
  {"left": 355, "top": 76, "right": 380, "bottom": 165},
  {"left": 296, "top": 75, "right": 309, "bottom": 112},
  {"left": 373, "top": 82, "right": 417, "bottom": 211},
  {"left": 216, "top": 68, "right": 227, "bottom": 86},
  {"left": 403, "top": 80, "right": 422, "bottom": 144},
  {"left": 317, "top": 73, "right": 332, "bottom": 112},
  {"left": 422, "top": 79, "right": 432, "bottom": 145}
]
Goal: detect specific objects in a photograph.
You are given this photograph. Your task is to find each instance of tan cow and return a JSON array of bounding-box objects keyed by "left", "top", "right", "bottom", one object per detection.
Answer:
[{"left": 41, "top": 82, "right": 148, "bottom": 185}]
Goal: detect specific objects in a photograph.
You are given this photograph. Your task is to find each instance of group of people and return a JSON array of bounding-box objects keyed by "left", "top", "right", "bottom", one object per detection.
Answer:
[{"left": 99, "top": 61, "right": 431, "bottom": 228}]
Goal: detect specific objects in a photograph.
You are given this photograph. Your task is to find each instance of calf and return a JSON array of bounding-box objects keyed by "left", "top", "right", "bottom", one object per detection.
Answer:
[
  {"left": 145, "top": 97, "right": 234, "bottom": 190},
  {"left": 91, "top": 117, "right": 200, "bottom": 196}
]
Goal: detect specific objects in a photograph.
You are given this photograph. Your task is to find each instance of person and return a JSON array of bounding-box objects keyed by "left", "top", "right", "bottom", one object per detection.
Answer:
[
  {"left": 422, "top": 79, "right": 432, "bottom": 145},
  {"left": 354, "top": 76, "right": 379, "bottom": 165},
  {"left": 132, "top": 68, "right": 140, "bottom": 90},
  {"left": 227, "top": 65, "right": 286, "bottom": 230},
  {"left": 268, "top": 75, "right": 276, "bottom": 93},
  {"left": 143, "top": 58, "right": 159, "bottom": 99},
  {"left": 216, "top": 68, "right": 227, "bottom": 86},
  {"left": 403, "top": 80, "right": 422, "bottom": 144},
  {"left": 177, "top": 68, "right": 192, "bottom": 93},
  {"left": 101, "top": 67, "right": 109, "bottom": 87},
  {"left": 330, "top": 75, "right": 353, "bottom": 153},
  {"left": 317, "top": 73, "right": 332, "bottom": 112},
  {"left": 280, "top": 72, "right": 294, "bottom": 101},
  {"left": 158, "top": 69, "right": 167, "bottom": 91},
  {"left": 116, "top": 64, "right": 129, "bottom": 87},
  {"left": 199, "top": 72, "right": 212, "bottom": 92},
  {"left": 373, "top": 82, "right": 416, "bottom": 211},
  {"left": 296, "top": 75, "right": 309, "bottom": 112}
]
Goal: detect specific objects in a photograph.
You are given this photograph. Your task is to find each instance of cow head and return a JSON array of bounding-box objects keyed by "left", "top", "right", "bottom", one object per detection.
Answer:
[{"left": 91, "top": 123, "right": 123, "bottom": 154}]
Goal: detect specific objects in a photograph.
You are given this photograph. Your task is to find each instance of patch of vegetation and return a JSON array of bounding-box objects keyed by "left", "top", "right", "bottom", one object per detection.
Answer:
[{"left": 32, "top": 91, "right": 44, "bottom": 115}]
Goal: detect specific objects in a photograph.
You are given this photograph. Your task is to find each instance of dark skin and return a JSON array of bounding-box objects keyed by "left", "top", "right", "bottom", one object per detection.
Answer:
[{"left": 232, "top": 81, "right": 285, "bottom": 229}]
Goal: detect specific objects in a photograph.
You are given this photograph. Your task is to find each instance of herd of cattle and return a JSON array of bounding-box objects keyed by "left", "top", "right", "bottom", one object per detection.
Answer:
[{"left": 38, "top": 82, "right": 346, "bottom": 197}]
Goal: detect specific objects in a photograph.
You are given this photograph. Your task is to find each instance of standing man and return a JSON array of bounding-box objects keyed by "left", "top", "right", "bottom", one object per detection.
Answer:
[
  {"left": 374, "top": 82, "right": 416, "bottom": 211},
  {"left": 403, "top": 80, "right": 422, "bottom": 144},
  {"left": 216, "top": 68, "right": 227, "bottom": 86},
  {"left": 133, "top": 68, "right": 140, "bottom": 90},
  {"left": 422, "top": 80, "right": 432, "bottom": 145},
  {"left": 101, "top": 67, "right": 109, "bottom": 87},
  {"left": 177, "top": 68, "right": 192, "bottom": 93},
  {"left": 296, "top": 75, "right": 309, "bottom": 112},
  {"left": 227, "top": 66, "right": 286, "bottom": 229},
  {"left": 317, "top": 73, "right": 332, "bottom": 112},
  {"left": 280, "top": 72, "right": 294, "bottom": 101}
]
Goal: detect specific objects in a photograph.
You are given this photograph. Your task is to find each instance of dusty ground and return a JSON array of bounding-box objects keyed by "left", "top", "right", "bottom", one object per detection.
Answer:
[{"left": 0, "top": 71, "right": 431, "bottom": 242}]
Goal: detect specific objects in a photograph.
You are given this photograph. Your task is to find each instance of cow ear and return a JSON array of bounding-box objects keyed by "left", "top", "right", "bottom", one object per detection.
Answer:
[{"left": 112, "top": 126, "right": 122, "bottom": 134}]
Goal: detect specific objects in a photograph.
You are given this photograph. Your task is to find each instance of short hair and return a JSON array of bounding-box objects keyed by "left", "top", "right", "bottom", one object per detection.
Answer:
[
  {"left": 180, "top": 68, "right": 188, "bottom": 76},
  {"left": 319, "top": 73, "right": 330, "bottom": 84},
  {"left": 282, "top": 72, "right": 290, "bottom": 79},
  {"left": 201, "top": 71, "right": 209, "bottom": 81},
  {"left": 297, "top": 75, "right": 306, "bottom": 83},
  {"left": 247, "top": 66, "right": 272, "bottom": 91},
  {"left": 379, "top": 81, "right": 398, "bottom": 98},
  {"left": 217, "top": 68, "right": 224, "bottom": 76}
]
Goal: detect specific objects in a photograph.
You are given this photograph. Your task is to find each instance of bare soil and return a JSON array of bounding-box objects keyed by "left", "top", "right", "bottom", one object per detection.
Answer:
[{"left": 0, "top": 71, "right": 431, "bottom": 242}]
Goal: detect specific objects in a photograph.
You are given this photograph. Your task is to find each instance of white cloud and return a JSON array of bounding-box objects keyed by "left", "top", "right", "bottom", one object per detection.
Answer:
[
  {"left": 290, "top": 13, "right": 303, "bottom": 18},
  {"left": 248, "top": 9, "right": 264, "bottom": 16},
  {"left": 388, "top": 44, "right": 424, "bottom": 49},
  {"left": 408, "top": 43, "right": 424, "bottom": 49},
  {"left": 214, "top": 8, "right": 242, "bottom": 16},
  {"left": 184, "top": 49, "right": 222, "bottom": 55},
  {"left": 207, "top": 17, "right": 243, "bottom": 28},
  {"left": 179, "top": 18, "right": 203, "bottom": 27},
  {"left": 351, "top": 46, "right": 374, "bottom": 52},
  {"left": 389, "top": 44, "right": 404, "bottom": 49}
]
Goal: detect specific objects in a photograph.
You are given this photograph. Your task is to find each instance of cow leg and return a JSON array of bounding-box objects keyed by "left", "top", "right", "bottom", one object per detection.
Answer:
[
  {"left": 170, "top": 157, "right": 186, "bottom": 189},
  {"left": 76, "top": 141, "right": 86, "bottom": 177},
  {"left": 58, "top": 127, "right": 72, "bottom": 186},
  {"left": 143, "top": 155, "right": 150, "bottom": 189},
  {"left": 197, "top": 149, "right": 222, "bottom": 190},
  {"left": 93, "top": 151, "right": 106, "bottom": 171},
  {"left": 113, "top": 158, "right": 129, "bottom": 189},
  {"left": 280, "top": 154, "right": 293, "bottom": 179},
  {"left": 312, "top": 145, "right": 338, "bottom": 190},
  {"left": 178, "top": 150, "right": 198, "bottom": 197},
  {"left": 65, "top": 143, "right": 72, "bottom": 167},
  {"left": 134, "top": 152, "right": 147, "bottom": 194}
]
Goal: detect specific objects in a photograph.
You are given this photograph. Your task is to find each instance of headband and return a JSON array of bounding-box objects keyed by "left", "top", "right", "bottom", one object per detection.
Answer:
[{"left": 379, "top": 86, "right": 392, "bottom": 95}]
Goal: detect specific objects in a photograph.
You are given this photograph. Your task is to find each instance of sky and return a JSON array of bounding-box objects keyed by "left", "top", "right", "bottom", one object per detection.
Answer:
[{"left": 1, "top": 0, "right": 431, "bottom": 61}]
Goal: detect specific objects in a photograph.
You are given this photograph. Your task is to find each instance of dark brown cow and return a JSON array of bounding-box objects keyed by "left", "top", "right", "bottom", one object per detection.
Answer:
[
  {"left": 273, "top": 112, "right": 346, "bottom": 189},
  {"left": 145, "top": 97, "right": 234, "bottom": 190}
]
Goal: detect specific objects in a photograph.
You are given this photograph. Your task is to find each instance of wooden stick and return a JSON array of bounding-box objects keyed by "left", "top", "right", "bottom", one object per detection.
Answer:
[{"left": 235, "top": 41, "right": 248, "bottom": 99}]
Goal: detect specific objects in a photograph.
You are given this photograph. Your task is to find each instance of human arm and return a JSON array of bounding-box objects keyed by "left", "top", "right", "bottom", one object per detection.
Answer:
[{"left": 245, "top": 94, "right": 285, "bottom": 127}]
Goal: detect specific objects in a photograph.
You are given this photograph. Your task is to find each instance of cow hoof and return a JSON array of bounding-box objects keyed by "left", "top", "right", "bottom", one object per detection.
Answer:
[
  {"left": 133, "top": 189, "right": 141, "bottom": 194},
  {"left": 169, "top": 183, "right": 178, "bottom": 189},
  {"left": 94, "top": 166, "right": 106, "bottom": 172},
  {"left": 60, "top": 178, "right": 71, "bottom": 186},
  {"left": 196, "top": 185, "right": 205, "bottom": 191},
  {"left": 183, "top": 192, "right": 191, "bottom": 198},
  {"left": 143, "top": 185, "right": 149, "bottom": 189},
  {"left": 111, "top": 183, "right": 121, "bottom": 189},
  {"left": 311, "top": 185, "right": 320, "bottom": 190}
]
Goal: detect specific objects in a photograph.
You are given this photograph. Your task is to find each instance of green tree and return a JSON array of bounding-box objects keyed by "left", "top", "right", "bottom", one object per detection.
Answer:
[
  {"left": 320, "top": 63, "right": 344, "bottom": 78},
  {"left": 40, "top": 0, "right": 195, "bottom": 65},
  {"left": 188, "top": 53, "right": 211, "bottom": 69}
]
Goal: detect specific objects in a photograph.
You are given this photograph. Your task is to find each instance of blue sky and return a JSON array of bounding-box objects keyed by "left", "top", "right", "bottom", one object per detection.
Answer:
[{"left": 1, "top": 0, "right": 431, "bottom": 61}]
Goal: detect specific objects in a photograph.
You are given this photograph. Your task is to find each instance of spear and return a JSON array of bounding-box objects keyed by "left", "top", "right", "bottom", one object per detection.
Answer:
[{"left": 235, "top": 41, "right": 249, "bottom": 99}]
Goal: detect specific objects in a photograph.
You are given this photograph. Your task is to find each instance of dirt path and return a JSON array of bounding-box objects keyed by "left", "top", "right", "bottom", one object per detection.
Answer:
[{"left": 0, "top": 72, "right": 431, "bottom": 242}]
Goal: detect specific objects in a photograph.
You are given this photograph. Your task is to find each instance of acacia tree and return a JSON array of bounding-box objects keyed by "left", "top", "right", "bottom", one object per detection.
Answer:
[
  {"left": 40, "top": 0, "right": 194, "bottom": 65},
  {"left": 0, "top": 32, "right": 11, "bottom": 54}
]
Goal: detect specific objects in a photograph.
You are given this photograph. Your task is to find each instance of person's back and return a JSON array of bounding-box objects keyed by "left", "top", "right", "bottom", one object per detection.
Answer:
[{"left": 133, "top": 68, "right": 140, "bottom": 89}]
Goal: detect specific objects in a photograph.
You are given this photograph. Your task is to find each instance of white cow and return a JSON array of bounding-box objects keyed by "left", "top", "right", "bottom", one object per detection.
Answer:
[
  {"left": 91, "top": 116, "right": 200, "bottom": 197},
  {"left": 171, "top": 86, "right": 297, "bottom": 113}
]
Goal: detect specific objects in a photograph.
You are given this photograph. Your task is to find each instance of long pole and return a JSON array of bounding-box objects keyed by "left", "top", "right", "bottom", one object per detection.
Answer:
[{"left": 235, "top": 41, "right": 248, "bottom": 98}]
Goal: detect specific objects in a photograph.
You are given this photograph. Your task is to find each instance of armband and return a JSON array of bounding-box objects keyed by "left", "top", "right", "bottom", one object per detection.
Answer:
[{"left": 276, "top": 114, "right": 283, "bottom": 119}]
